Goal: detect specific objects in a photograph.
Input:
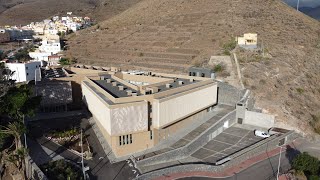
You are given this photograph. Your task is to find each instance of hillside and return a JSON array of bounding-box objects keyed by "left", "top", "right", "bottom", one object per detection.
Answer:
[
  {"left": 66, "top": 0, "right": 320, "bottom": 136},
  {"left": 0, "top": 0, "right": 141, "bottom": 25}
]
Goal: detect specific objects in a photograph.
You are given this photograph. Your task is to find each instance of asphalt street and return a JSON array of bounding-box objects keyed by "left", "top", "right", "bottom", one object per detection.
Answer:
[
  {"left": 180, "top": 150, "right": 292, "bottom": 180},
  {"left": 27, "top": 115, "right": 140, "bottom": 180}
]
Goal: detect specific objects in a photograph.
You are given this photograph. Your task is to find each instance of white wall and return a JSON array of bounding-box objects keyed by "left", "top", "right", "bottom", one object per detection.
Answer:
[
  {"left": 6, "top": 61, "right": 41, "bottom": 82},
  {"left": 29, "top": 52, "right": 51, "bottom": 61},
  {"left": 82, "top": 83, "right": 148, "bottom": 136},
  {"left": 152, "top": 84, "right": 217, "bottom": 128}
]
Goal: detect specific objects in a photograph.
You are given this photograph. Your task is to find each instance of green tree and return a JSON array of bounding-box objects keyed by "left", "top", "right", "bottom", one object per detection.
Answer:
[
  {"left": 59, "top": 58, "right": 70, "bottom": 65},
  {"left": 5, "top": 147, "right": 28, "bottom": 178},
  {"left": 0, "top": 62, "right": 15, "bottom": 98},
  {"left": 14, "top": 49, "right": 31, "bottom": 62},
  {"left": 0, "top": 84, "right": 41, "bottom": 120},
  {"left": 0, "top": 122, "right": 26, "bottom": 150},
  {"left": 292, "top": 152, "right": 320, "bottom": 175}
]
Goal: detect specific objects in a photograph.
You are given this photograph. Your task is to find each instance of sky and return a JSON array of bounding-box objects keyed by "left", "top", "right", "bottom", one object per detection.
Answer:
[{"left": 284, "top": 0, "right": 320, "bottom": 7}]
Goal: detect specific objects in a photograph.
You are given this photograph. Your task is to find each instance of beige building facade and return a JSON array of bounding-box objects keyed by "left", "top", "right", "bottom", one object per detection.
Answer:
[
  {"left": 82, "top": 72, "right": 218, "bottom": 157},
  {"left": 237, "top": 33, "right": 258, "bottom": 49}
]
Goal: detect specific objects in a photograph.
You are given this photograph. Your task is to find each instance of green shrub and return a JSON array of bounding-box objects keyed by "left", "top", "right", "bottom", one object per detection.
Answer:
[
  {"left": 213, "top": 64, "right": 225, "bottom": 73},
  {"left": 296, "top": 88, "right": 304, "bottom": 94},
  {"left": 292, "top": 152, "right": 320, "bottom": 175},
  {"left": 222, "top": 38, "right": 237, "bottom": 55},
  {"left": 59, "top": 58, "right": 70, "bottom": 65},
  {"left": 310, "top": 114, "right": 320, "bottom": 135},
  {"left": 40, "top": 160, "right": 83, "bottom": 180}
]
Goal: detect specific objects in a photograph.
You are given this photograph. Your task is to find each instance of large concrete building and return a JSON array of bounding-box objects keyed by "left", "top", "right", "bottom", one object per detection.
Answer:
[{"left": 82, "top": 72, "right": 218, "bottom": 157}]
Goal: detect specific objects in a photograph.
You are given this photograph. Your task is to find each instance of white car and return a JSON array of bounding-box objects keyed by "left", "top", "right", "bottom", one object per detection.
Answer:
[{"left": 254, "top": 130, "right": 270, "bottom": 138}]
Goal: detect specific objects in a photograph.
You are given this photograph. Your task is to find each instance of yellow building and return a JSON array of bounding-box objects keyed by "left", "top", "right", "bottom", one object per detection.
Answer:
[
  {"left": 237, "top": 33, "right": 258, "bottom": 49},
  {"left": 82, "top": 72, "right": 218, "bottom": 157}
]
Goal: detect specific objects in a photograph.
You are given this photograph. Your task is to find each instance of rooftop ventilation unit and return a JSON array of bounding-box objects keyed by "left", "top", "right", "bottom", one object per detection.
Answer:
[
  {"left": 127, "top": 90, "right": 132, "bottom": 96},
  {"left": 106, "top": 79, "right": 111, "bottom": 83},
  {"left": 190, "top": 79, "right": 194, "bottom": 82},
  {"left": 178, "top": 81, "right": 184, "bottom": 85},
  {"left": 166, "top": 84, "right": 172, "bottom": 88},
  {"left": 112, "top": 82, "right": 117, "bottom": 86},
  {"left": 118, "top": 85, "right": 124, "bottom": 91}
]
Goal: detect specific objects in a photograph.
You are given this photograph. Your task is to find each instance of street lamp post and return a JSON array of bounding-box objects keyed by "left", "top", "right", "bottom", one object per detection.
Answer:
[{"left": 297, "top": 0, "right": 300, "bottom": 11}]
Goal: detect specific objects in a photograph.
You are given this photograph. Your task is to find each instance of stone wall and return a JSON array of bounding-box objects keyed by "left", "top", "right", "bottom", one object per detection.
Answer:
[
  {"left": 217, "top": 82, "right": 244, "bottom": 106},
  {"left": 25, "top": 155, "right": 48, "bottom": 180}
]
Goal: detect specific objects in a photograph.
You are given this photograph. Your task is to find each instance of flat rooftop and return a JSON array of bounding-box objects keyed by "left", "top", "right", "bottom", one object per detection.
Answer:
[
  {"left": 91, "top": 73, "right": 202, "bottom": 98},
  {"left": 93, "top": 74, "right": 141, "bottom": 98}
]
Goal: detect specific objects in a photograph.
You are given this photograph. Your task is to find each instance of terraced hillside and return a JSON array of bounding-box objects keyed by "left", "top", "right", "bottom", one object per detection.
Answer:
[{"left": 67, "top": 0, "right": 320, "bottom": 135}]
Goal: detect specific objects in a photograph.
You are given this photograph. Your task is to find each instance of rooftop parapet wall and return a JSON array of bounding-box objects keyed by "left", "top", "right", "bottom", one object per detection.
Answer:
[{"left": 82, "top": 76, "right": 216, "bottom": 104}]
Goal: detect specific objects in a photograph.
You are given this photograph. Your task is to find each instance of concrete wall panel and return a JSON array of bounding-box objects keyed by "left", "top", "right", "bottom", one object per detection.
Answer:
[
  {"left": 244, "top": 110, "right": 275, "bottom": 128},
  {"left": 110, "top": 102, "right": 148, "bottom": 135},
  {"left": 153, "top": 84, "right": 217, "bottom": 128},
  {"left": 82, "top": 83, "right": 112, "bottom": 133}
]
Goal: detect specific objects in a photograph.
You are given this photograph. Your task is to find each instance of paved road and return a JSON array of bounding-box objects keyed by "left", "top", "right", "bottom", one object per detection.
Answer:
[
  {"left": 27, "top": 116, "right": 140, "bottom": 180},
  {"left": 180, "top": 150, "right": 292, "bottom": 180}
]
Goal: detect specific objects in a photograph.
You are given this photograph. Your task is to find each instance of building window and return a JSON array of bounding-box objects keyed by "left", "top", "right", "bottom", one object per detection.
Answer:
[
  {"left": 26, "top": 67, "right": 28, "bottom": 70},
  {"left": 130, "top": 134, "right": 132, "bottom": 143},
  {"left": 150, "top": 130, "right": 153, "bottom": 140},
  {"left": 126, "top": 135, "right": 129, "bottom": 144},
  {"left": 201, "top": 73, "right": 205, "bottom": 77},
  {"left": 119, "top": 134, "right": 133, "bottom": 146},
  {"left": 26, "top": 73, "right": 29, "bottom": 76}
]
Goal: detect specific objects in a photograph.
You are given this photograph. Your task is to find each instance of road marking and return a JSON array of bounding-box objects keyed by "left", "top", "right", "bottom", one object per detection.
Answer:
[{"left": 132, "top": 169, "right": 137, "bottom": 174}]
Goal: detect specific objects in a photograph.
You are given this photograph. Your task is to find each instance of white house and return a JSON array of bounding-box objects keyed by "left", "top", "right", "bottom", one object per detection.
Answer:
[
  {"left": 39, "top": 38, "right": 61, "bottom": 54},
  {"left": 6, "top": 61, "right": 41, "bottom": 83},
  {"left": 29, "top": 50, "right": 52, "bottom": 66},
  {"left": 237, "top": 33, "right": 258, "bottom": 49}
]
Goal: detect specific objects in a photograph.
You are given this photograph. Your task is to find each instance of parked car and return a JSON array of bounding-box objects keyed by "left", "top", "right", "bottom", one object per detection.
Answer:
[{"left": 254, "top": 130, "right": 270, "bottom": 138}]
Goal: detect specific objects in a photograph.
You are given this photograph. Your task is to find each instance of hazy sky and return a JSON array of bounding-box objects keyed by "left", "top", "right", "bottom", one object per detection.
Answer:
[{"left": 284, "top": 0, "right": 320, "bottom": 7}]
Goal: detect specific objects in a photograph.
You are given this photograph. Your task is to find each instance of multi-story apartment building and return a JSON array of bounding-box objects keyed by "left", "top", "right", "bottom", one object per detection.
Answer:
[{"left": 82, "top": 72, "right": 218, "bottom": 157}]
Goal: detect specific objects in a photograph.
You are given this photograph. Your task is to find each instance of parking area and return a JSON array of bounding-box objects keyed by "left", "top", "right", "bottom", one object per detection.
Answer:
[{"left": 191, "top": 126, "right": 265, "bottom": 163}]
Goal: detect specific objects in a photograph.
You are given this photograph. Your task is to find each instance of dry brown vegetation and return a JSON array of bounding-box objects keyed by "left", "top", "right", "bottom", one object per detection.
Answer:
[{"left": 64, "top": 0, "right": 320, "bottom": 135}]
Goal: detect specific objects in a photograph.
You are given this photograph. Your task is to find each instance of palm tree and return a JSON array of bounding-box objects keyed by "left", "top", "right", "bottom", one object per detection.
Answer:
[
  {"left": 0, "top": 122, "right": 26, "bottom": 151},
  {"left": 0, "top": 122, "right": 27, "bottom": 179}
]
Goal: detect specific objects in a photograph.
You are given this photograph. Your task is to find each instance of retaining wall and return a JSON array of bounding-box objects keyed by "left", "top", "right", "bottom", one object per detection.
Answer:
[
  {"left": 136, "top": 110, "right": 237, "bottom": 168},
  {"left": 25, "top": 155, "right": 48, "bottom": 180},
  {"left": 217, "top": 82, "right": 244, "bottom": 106},
  {"left": 136, "top": 131, "right": 300, "bottom": 180}
]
